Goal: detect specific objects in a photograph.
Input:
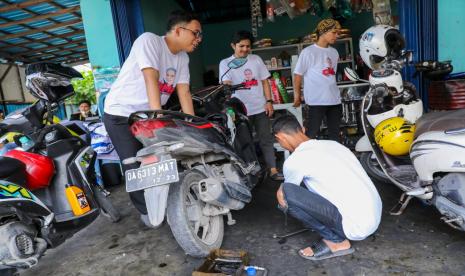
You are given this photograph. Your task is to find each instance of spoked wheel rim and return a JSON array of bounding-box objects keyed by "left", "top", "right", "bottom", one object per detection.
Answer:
[{"left": 183, "top": 180, "right": 222, "bottom": 246}]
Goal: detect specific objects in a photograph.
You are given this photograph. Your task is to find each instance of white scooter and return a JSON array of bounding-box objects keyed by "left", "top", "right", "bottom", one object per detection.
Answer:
[{"left": 346, "top": 27, "right": 465, "bottom": 230}]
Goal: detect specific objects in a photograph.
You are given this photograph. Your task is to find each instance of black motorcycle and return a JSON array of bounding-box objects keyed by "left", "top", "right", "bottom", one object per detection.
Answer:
[
  {"left": 0, "top": 63, "right": 119, "bottom": 273},
  {"left": 124, "top": 58, "right": 264, "bottom": 257}
]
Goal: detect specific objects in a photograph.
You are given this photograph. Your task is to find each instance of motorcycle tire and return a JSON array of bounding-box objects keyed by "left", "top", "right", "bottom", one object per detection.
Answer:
[
  {"left": 167, "top": 170, "right": 224, "bottom": 257},
  {"left": 93, "top": 188, "right": 121, "bottom": 223},
  {"left": 359, "top": 152, "right": 390, "bottom": 183}
]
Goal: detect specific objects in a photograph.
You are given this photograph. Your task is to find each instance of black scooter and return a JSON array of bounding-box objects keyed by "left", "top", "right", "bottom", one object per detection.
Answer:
[
  {"left": 124, "top": 57, "right": 264, "bottom": 257},
  {"left": 0, "top": 63, "right": 119, "bottom": 273}
]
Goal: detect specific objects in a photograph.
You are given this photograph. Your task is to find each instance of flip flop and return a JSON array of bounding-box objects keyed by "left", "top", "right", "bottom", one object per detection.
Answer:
[
  {"left": 270, "top": 172, "right": 284, "bottom": 181},
  {"left": 298, "top": 240, "right": 354, "bottom": 261}
]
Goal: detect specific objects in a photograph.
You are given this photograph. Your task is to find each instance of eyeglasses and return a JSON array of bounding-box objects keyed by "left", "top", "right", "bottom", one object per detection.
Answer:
[{"left": 179, "top": 27, "right": 203, "bottom": 39}]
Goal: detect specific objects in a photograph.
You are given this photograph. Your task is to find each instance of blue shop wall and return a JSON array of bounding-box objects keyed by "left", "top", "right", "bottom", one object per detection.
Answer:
[
  {"left": 438, "top": 0, "right": 465, "bottom": 73},
  {"left": 81, "top": 0, "right": 120, "bottom": 68}
]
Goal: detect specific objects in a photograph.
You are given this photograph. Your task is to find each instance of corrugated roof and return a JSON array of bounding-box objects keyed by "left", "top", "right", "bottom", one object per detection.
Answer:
[{"left": 0, "top": 0, "right": 88, "bottom": 65}]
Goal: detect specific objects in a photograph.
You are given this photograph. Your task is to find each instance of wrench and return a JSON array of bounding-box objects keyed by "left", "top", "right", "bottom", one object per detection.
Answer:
[{"left": 272, "top": 228, "right": 309, "bottom": 244}]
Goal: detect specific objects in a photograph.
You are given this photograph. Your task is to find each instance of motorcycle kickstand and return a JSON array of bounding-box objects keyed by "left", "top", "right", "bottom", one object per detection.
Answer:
[
  {"left": 226, "top": 212, "right": 236, "bottom": 226},
  {"left": 389, "top": 192, "right": 413, "bottom": 216}
]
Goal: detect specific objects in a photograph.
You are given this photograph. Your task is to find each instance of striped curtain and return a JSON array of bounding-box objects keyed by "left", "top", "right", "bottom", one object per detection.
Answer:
[{"left": 399, "top": 0, "right": 438, "bottom": 111}]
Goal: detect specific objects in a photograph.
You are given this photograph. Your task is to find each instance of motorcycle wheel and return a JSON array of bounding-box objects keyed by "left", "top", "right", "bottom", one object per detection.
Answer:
[
  {"left": 167, "top": 170, "right": 224, "bottom": 257},
  {"left": 360, "top": 152, "right": 390, "bottom": 183},
  {"left": 93, "top": 188, "right": 121, "bottom": 223}
]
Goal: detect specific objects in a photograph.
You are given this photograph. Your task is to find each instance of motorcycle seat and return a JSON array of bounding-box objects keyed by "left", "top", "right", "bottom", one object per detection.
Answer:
[
  {"left": 415, "top": 109, "right": 465, "bottom": 138},
  {"left": 0, "top": 156, "right": 27, "bottom": 185}
]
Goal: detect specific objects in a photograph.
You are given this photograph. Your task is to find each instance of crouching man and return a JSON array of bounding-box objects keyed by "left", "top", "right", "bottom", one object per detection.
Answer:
[{"left": 272, "top": 115, "right": 382, "bottom": 261}]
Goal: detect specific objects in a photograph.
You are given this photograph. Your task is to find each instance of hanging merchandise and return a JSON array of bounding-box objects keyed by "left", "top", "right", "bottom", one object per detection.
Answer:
[
  {"left": 294, "top": 0, "right": 312, "bottom": 13},
  {"left": 279, "top": 0, "right": 311, "bottom": 19},
  {"left": 250, "top": 0, "right": 263, "bottom": 37},
  {"left": 372, "top": 0, "right": 392, "bottom": 25},
  {"left": 350, "top": 0, "right": 373, "bottom": 13},
  {"left": 309, "top": 0, "right": 324, "bottom": 16},
  {"left": 336, "top": 0, "right": 354, "bottom": 19},
  {"left": 266, "top": 0, "right": 275, "bottom": 22},
  {"left": 322, "top": 0, "right": 336, "bottom": 10}
]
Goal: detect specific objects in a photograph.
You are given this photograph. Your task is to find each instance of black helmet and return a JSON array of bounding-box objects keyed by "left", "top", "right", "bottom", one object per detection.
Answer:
[{"left": 25, "top": 63, "right": 82, "bottom": 102}]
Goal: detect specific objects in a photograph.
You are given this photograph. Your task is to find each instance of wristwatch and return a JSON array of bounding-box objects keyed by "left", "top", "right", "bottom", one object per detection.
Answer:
[{"left": 266, "top": 99, "right": 273, "bottom": 104}]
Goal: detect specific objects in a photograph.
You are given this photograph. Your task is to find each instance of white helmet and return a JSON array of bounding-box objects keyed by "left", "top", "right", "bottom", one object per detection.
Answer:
[{"left": 360, "top": 25, "right": 405, "bottom": 69}]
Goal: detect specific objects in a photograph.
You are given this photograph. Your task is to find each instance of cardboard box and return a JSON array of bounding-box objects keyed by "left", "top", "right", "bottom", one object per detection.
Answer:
[{"left": 192, "top": 249, "right": 249, "bottom": 276}]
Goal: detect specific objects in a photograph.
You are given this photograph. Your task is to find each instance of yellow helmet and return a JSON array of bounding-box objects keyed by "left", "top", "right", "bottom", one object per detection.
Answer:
[{"left": 374, "top": 117, "right": 415, "bottom": 156}]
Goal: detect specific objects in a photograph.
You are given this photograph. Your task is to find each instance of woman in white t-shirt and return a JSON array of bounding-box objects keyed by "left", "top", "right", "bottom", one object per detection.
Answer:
[
  {"left": 219, "top": 30, "right": 283, "bottom": 181},
  {"left": 103, "top": 11, "right": 202, "bottom": 226},
  {"left": 293, "top": 18, "right": 342, "bottom": 141}
]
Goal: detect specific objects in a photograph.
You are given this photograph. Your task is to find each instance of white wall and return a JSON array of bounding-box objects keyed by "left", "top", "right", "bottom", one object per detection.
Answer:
[{"left": 0, "top": 64, "right": 35, "bottom": 103}]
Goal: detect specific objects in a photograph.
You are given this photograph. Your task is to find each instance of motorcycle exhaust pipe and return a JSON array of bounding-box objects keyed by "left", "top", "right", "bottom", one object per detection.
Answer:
[{"left": 198, "top": 178, "right": 245, "bottom": 210}]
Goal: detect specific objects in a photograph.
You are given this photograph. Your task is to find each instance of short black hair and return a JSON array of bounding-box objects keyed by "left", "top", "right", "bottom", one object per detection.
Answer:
[
  {"left": 166, "top": 10, "right": 200, "bottom": 32},
  {"left": 78, "top": 99, "right": 91, "bottom": 106},
  {"left": 231, "top": 30, "right": 255, "bottom": 45},
  {"left": 272, "top": 115, "right": 303, "bottom": 135}
]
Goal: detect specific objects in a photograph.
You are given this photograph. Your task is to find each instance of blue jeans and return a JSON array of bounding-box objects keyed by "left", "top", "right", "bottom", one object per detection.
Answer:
[{"left": 280, "top": 182, "right": 347, "bottom": 243}]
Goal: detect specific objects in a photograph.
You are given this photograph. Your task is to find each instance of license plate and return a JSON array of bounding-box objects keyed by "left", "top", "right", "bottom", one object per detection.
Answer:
[{"left": 125, "top": 159, "right": 179, "bottom": 192}]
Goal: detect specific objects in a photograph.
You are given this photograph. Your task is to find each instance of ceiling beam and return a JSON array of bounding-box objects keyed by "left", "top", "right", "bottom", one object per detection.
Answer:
[
  {"left": 0, "top": 0, "right": 53, "bottom": 13},
  {"left": 18, "top": 4, "right": 81, "bottom": 43},
  {"left": 38, "top": 50, "right": 85, "bottom": 60},
  {"left": 53, "top": 54, "right": 88, "bottom": 65},
  {"left": 0, "top": 30, "right": 84, "bottom": 50},
  {"left": 0, "top": 18, "right": 81, "bottom": 40},
  {"left": 0, "top": 6, "right": 80, "bottom": 29},
  {"left": 13, "top": 40, "right": 86, "bottom": 57}
]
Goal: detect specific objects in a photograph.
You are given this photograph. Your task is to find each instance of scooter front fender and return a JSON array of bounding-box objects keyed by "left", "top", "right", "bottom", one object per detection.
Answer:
[
  {"left": 355, "top": 135, "right": 372, "bottom": 152},
  {"left": 144, "top": 184, "right": 170, "bottom": 227}
]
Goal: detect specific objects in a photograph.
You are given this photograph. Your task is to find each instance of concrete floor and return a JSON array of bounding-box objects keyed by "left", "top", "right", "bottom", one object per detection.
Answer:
[{"left": 20, "top": 178, "right": 465, "bottom": 276}]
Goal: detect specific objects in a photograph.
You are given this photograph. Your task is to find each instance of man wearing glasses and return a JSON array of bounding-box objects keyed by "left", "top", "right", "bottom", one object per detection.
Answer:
[{"left": 103, "top": 10, "right": 202, "bottom": 227}]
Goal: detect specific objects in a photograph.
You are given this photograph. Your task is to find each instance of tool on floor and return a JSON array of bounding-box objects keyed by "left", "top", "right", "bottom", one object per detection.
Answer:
[{"left": 272, "top": 228, "right": 309, "bottom": 244}]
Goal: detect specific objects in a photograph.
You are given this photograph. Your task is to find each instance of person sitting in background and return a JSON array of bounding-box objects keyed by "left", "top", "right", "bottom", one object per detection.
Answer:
[
  {"left": 273, "top": 114, "right": 382, "bottom": 261},
  {"left": 70, "top": 100, "right": 96, "bottom": 121}
]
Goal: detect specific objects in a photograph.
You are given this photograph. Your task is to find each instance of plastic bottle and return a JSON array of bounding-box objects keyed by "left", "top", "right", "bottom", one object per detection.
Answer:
[
  {"left": 65, "top": 184, "right": 91, "bottom": 216},
  {"left": 246, "top": 267, "right": 257, "bottom": 276},
  {"left": 226, "top": 107, "right": 236, "bottom": 121},
  {"left": 19, "top": 136, "right": 34, "bottom": 151},
  {"left": 272, "top": 72, "right": 290, "bottom": 103}
]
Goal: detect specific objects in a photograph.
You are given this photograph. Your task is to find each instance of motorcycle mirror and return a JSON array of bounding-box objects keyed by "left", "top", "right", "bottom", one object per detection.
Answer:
[
  {"left": 227, "top": 57, "right": 247, "bottom": 69},
  {"left": 220, "top": 57, "right": 248, "bottom": 83},
  {"left": 344, "top": 67, "right": 365, "bottom": 82}
]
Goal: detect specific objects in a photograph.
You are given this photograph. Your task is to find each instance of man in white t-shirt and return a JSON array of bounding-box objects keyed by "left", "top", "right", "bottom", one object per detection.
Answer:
[
  {"left": 273, "top": 115, "right": 382, "bottom": 261},
  {"left": 103, "top": 10, "right": 202, "bottom": 226},
  {"left": 219, "top": 30, "right": 283, "bottom": 181},
  {"left": 293, "top": 18, "right": 342, "bottom": 141}
]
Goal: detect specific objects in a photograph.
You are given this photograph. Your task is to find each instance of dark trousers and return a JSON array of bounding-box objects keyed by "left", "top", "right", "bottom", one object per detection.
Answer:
[
  {"left": 103, "top": 113, "right": 147, "bottom": 214},
  {"left": 305, "top": 104, "right": 342, "bottom": 142},
  {"left": 249, "top": 112, "right": 276, "bottom": 169},
  {"left": 281, "top": 182, "right": 346, "bottom": 243}
]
